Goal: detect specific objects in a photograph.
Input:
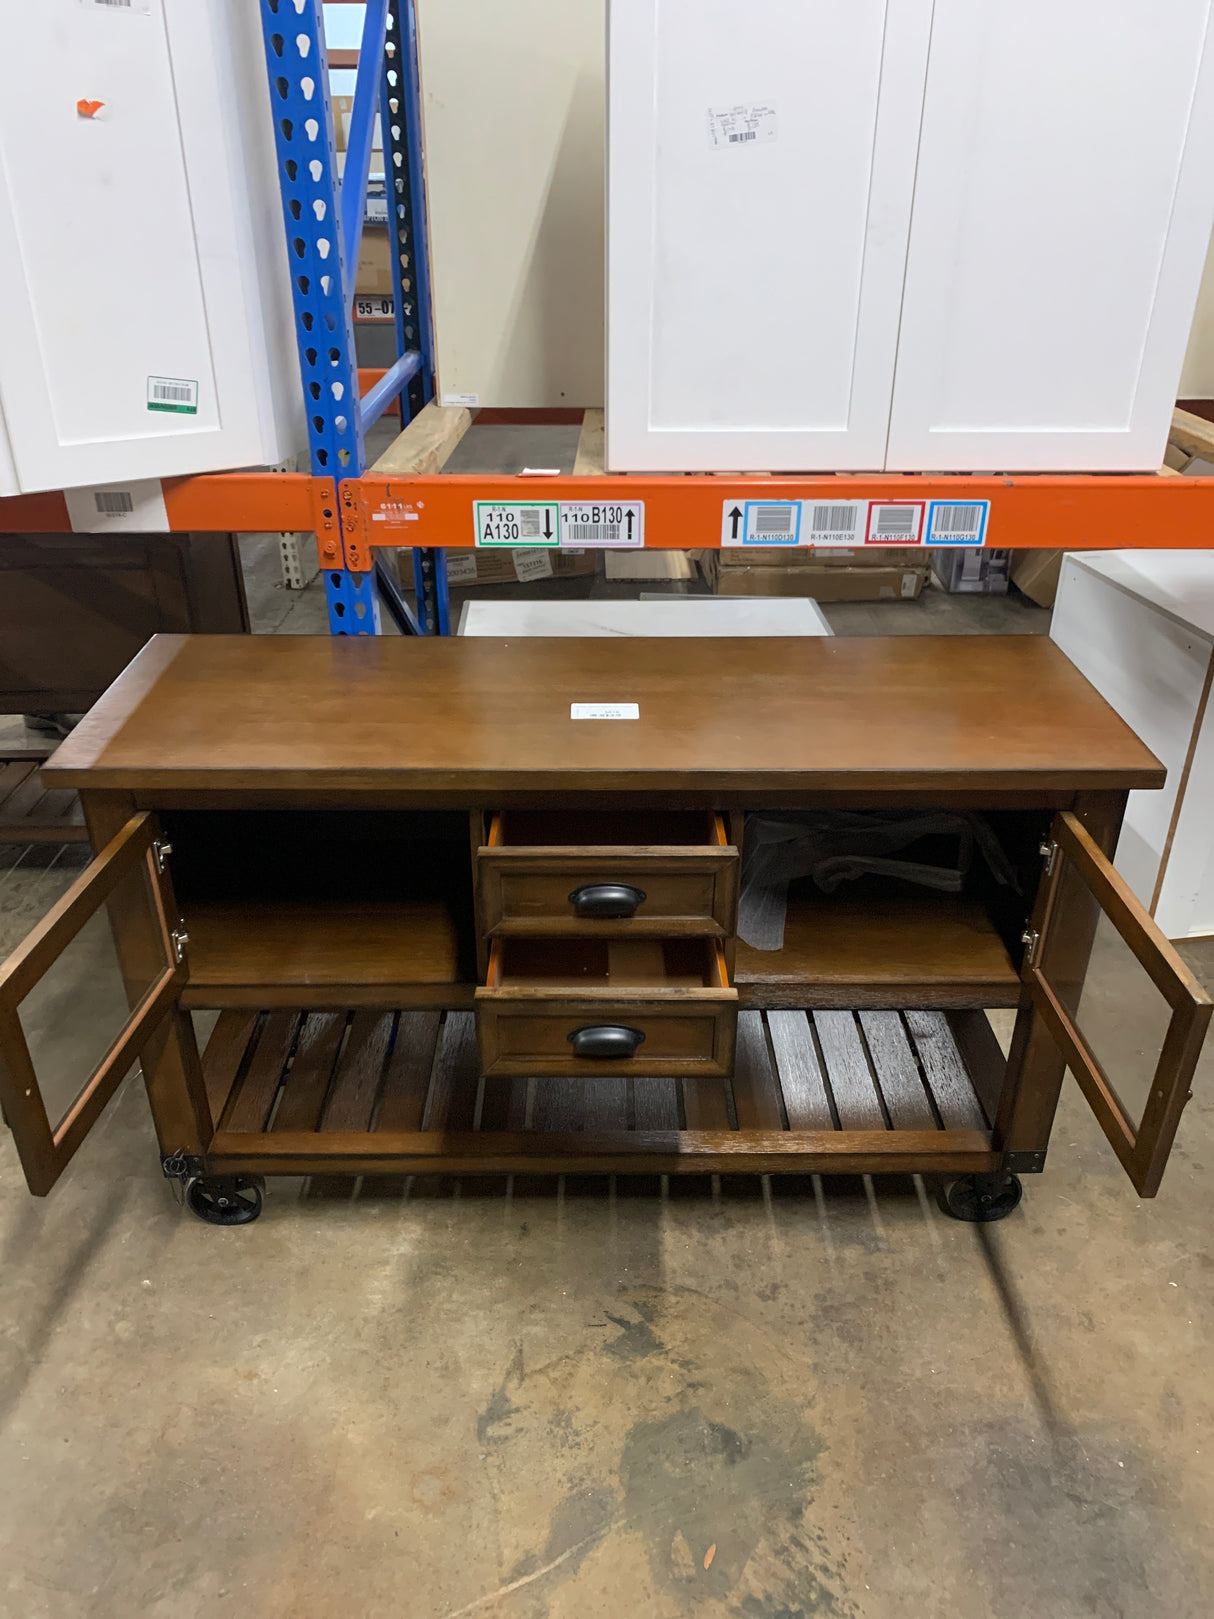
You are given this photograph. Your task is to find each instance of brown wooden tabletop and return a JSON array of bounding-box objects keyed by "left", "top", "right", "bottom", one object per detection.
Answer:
[{"left": 41, "top": 633, "right": 1165, "bottom": 795}]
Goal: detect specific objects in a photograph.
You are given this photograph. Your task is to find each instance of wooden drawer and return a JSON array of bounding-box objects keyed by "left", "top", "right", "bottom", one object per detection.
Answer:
[
  {"left": 476, "top": 937, "right": 738, "bottom": 1078},
  {"left": 476, "top": 810, "right": 738, "bottom": 938}
]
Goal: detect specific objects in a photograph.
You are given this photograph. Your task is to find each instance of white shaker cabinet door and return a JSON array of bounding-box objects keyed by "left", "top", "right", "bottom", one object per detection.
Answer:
[
  {"left": 607, "top": 0, "right": 933, "bottom": 472},
  {"left": 888, "top": 0, "right": 1214, "bottom": 472}
]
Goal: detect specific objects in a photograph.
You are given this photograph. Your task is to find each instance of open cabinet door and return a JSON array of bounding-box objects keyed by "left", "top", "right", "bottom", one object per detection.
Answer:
[
  {"left": 1027, "top": 812, "right": 1212, "bottom": 1197},
  {"left": 0, "top": 814, "right": 186, "bottom": 1195}
]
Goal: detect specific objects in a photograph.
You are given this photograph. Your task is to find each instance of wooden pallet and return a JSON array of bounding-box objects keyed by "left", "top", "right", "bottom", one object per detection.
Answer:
[
  {"left": 0, "top": 755, "right": 86, "bottom": 845},
  {"left": 202, "top": 1006, "right": 1004, "bottom": 1177}
]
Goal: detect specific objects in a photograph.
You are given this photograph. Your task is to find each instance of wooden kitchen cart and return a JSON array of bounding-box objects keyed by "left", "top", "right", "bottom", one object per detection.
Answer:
[{"left": 0, "top": 634, "right": 1208, "bottom": 1225}]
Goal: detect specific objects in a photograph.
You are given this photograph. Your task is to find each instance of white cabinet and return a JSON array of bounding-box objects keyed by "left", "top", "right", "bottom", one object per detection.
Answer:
[
  {"left": 0, "top": 0, "right": 304, "bottom": 497},
  {"left": 1052, "top": 552, "right": 1214, "bottom": 942},
  {"left": 607, "top": 0, "right": 933, "bottom": 472},
  {"left": 607, "top": 0, "right": 1214, "bottom": 473}
]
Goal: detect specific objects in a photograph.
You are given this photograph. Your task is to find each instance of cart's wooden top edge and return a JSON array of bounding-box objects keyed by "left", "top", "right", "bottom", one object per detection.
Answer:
[{"left": 40, "top": 633, "right": 1166, "bottom": 793}]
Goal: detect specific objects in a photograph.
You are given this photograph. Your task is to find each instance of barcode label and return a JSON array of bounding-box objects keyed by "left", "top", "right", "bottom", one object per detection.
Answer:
[
  {"left": 708, "top": 103, "right": 778, "bottom": 151},
  {"left": 559, "top": 502, "right": 644, "bottom": 548},
  {"left": 147, "top": 375, "right": 198, "bottom": 415},
  {"left": 806, "top": 501, "right": 867, "bottom": 547},
  {"left": 754, "top": 504, "right": 797, "bottom": 537},
  {"left": 475, "top": 501, "right": 559, "bottom": 547},
  {"left": 79, "top": 0, "right": 152, "bottom": 14},
  {"left": 94, "top": 491, "right": 134, "bottom": 515},
  {"left": 867, "top": 503, "right": 924, "bottom": 546},
  {"left": 927, "top": 500, "right": 990, "bottom": 546}
]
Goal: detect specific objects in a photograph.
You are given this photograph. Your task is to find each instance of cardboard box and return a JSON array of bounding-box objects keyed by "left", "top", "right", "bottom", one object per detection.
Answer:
[
  {"left": 704, "top": 555, "right": 928, "bottom": 602},
  {"left": 356, "top": 229, "right": 394, "bottom": 298},
  {"left": 1009, "top": 550, "right": 1064, "bottom": 608},
  {"left": 441, "top": 549, "right": 598, "bottom": 586},
  {"left": 711, "top": 546, "right": 924, "bottom": 570}
]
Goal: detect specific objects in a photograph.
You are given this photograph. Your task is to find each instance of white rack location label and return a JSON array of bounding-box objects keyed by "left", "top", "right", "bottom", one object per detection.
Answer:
[
  {"left": 866, "top": 501, "right": 925, "bottom": 546},
  {"left": 559, "top": 501, "right": 644, "bottom": 548},
  {"left": 475, "top": 501, "right": 559, "bottom": 548},
  {"left": 804, "top": 500, "right": 869, "bottom": 547},
  {"left": 355, "top": 294, "right": 395, "bottom": 323}
]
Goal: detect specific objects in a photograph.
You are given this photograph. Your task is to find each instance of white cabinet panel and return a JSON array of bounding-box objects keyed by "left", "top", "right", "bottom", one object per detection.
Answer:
[
  {"left": 888, "top": 0, "right": 1214, "bottom": 472},
  {"left": 607, "top": 0, "right": 933, "bottom": 472},
  {"left": 0, "top": 0, "right": 304, "bottom": 495}
]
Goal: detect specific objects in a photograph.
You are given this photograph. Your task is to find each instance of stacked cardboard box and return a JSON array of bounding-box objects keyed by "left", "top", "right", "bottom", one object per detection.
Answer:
[
  {"left": 697, "top": 547, "right": 929, "bottom": 603},
  {"left": 442, "top": 549, "right": 598, "bottom": 586}
]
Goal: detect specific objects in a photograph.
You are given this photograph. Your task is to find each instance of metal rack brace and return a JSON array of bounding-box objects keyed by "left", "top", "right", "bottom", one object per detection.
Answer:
[{"left": 258, "top": 0, "right": 446, "bottom": 636}]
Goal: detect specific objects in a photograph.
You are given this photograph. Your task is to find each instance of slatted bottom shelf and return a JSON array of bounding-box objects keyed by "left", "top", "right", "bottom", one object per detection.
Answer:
[
  {"left": 0, "top": 757, "right": 86, "bottom": 845},
  {"left": 202, "top": 1007, "right": 1004, "bottom": 1178}
]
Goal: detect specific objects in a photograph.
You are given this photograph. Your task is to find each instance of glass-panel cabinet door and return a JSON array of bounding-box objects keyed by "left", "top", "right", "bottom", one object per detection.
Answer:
[
  {"left": 0, "top": 813, "right": 185, "bottom": 1195},
  {"left": 1028, "top": 812, "right": 1212, "bottom": 1196}
]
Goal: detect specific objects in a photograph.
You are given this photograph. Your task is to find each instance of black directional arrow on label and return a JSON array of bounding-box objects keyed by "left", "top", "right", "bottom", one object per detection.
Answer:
[
  {"left": 543, "top": 510, "right": 554, "bottom": 540},
  {"left": 729, "top": 505, "right": 743, "bottom": 540},
  {"left": 626, "top": 510, "right": 634, "bottom": 541}
]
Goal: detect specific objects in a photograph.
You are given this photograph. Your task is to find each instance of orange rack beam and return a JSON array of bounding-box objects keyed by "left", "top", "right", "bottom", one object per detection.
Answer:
[{"left": 2, "top": 468, "right": 1213, "bottom": 556}]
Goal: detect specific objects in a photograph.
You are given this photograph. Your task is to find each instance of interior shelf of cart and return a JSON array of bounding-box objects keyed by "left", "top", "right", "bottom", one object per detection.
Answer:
[
  {"left": 734, "top": 886, "right": 1022, "bottom": 1008},
  {"left": 181, "top": 898, "right": 473, "bottom": 997},
  {"left": 491, "top": 810, "right": 727, "bottom": 848},
  {"left": 487, "top": 937, "right": 729, "bottom": 991}
]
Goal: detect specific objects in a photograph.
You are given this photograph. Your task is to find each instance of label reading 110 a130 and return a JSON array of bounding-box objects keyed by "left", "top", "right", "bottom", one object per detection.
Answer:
[{"left": 475, "top": 501, "right": 559, "bottom": 548}]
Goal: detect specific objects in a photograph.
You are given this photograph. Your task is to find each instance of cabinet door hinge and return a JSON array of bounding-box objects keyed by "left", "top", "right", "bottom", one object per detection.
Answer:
[
  {"left": 171, "top": 927, "right": 189, "bottom": 964},
  {"left": 154, "top": 838, "right": 173, "bottom": 874},
  {"left": 1039, "top": 838, "right": 1059, "bottom": 877},
  {"left": 1021, "top": 926, "right": 1041, "bottom": 967}
]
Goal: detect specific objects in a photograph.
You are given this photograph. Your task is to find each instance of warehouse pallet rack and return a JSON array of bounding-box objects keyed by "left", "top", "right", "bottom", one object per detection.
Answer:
[{"left": 1, "top": 0, "right": 1213, "bottom": 639}]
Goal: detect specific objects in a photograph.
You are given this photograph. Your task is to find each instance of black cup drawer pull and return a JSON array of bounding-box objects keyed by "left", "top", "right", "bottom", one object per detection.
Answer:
[
  {"left": 567, "top": 1025, "right": 646, "bottom": 1061},
  {"left": 568, "top": 883, "right": 647, "bottom": 919}
]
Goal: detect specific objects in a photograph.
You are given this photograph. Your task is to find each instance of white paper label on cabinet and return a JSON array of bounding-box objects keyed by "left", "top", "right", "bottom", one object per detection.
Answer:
[
  {"left": 559, "top": 501, "right": 644, "bottom": 548},
  {"left": 866, "top": 502, "right": 925, "bottom": 546},
  {"left": 708, "top": 104, "right": 778, "bottom": 151},
  {"left": 78, "top": 0, "right": 153, "bottom": 13},
  {"left": 147, "top": 376, "right": 198, "bottom": 416},
  {"left": 474, "top": 501, "right": 559, "bottom": 547},
  {"left": 571, "top": 704, "right": 640, "bottom": 720},
  {"left": 926, "top": 500, "right": 991, "bottom": 546},
  {"left": 64, "top": 479, "right": 169, "bottom": 534},
  {"left": 721, "top": 500, "right": 802, "bottom": 547}
]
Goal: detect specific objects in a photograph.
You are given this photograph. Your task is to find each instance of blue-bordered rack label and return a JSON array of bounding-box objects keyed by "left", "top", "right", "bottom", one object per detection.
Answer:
[
  {"left": 475, "top": 501, "right": 560, "bottom": 547},
  {"left": 146, "top": 376, "right": 198, "bottom": 416},
  {"left": 720, "top": 500, "right": 803, "bottom": 546},
  {"left": 926, "top": 500, "right": 991, "bottom": 546}
]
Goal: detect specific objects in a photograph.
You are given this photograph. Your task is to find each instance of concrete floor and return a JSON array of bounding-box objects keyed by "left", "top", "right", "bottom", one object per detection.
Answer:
[{"left": 2, "top": 469, "right": 1211, "bottom": 1617}]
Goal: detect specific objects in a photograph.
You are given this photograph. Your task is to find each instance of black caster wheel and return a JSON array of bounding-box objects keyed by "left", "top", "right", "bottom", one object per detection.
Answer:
[
  {"left": 938, "top": 1172, "right": 1023, "bottom": 1223},
  {"left": 185, "top": 1174, "right": 264, "bottom": 1226}
]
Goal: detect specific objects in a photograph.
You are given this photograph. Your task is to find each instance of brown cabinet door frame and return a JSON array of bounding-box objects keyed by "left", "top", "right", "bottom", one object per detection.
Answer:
[
  {"left": 1028, "top": 811, "right": 1212, "bottom": 1196},
  {"left": 0, "top": 813, "right": 185, "bottom": 1195}
]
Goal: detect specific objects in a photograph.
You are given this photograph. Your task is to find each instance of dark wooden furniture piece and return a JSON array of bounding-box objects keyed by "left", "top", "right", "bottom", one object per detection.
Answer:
[
  {"left": 0, "top": 534, "right": 248, "bottom": 715},
  {"left": 0, "top": 748, "right": 86, "bottom": 844},
  {"left": 0, "top": 634, "right": 1208, "bottom": 1224}
]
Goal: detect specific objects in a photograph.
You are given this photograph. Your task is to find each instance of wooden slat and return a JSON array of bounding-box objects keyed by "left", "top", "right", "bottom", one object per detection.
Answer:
[
  {"left": 273, "top": 1012, "right": 348, "bottom": 1132},
  {"left": 532, "top": 1078, "right": 585, "bottom": 1133},
  {"left": 813, "top": 1011, "right": 885, "bottom": 1130},
  {"left": 424, "top": 1012, "right": 480, "bottom": 1131},
  {"left": 0, "top": 761, "right": 33, "bottom": 804},
  {"left": 1170, "top": 406, "right": 1214, "bottom": 462},
  {"left": 859, "top": 1011, "right": 937, "bottom": 1130},
  {"left": 767, "top": 1010, "right": 833, "bottom": 1129},
  {"left": 730, "top": 1010, "right": 784, "bottom": 1129},
  {"left": 681, "top": 1076, "right": 730, "bottom": 1130},
  {"left": 584, "top": 1076, "right": 629, "bottom": 1131},
  {"left": 371, "top": 400, "right": 473, "bottom": 475},
  {"left": 221, "top": 1012, "right": 300, "bottom": 1133},
  {"left": 320, "top": 1011, "right": 395, "bottom": 1131},
  {"left": 375, "top": 1010, "right": 442, "bottom": 1131},
  {"left": 632, "top": 1077, "right": 680, "bottom": 1132},
  {"left": 0, "top": 769, "right": 48, "bottom": 827},
  {"left": 944, "top": 1010, "right": 1008, "bottom": 1126},
  {"left": 201, "top": 1011, "right": 260, "bottom": 1129},
  {"left": 904, "top": 1011, "right": 987, "bottom": 1130},
  {"left": 573, "top": 408, "right": 606, "bottom": 476}
]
